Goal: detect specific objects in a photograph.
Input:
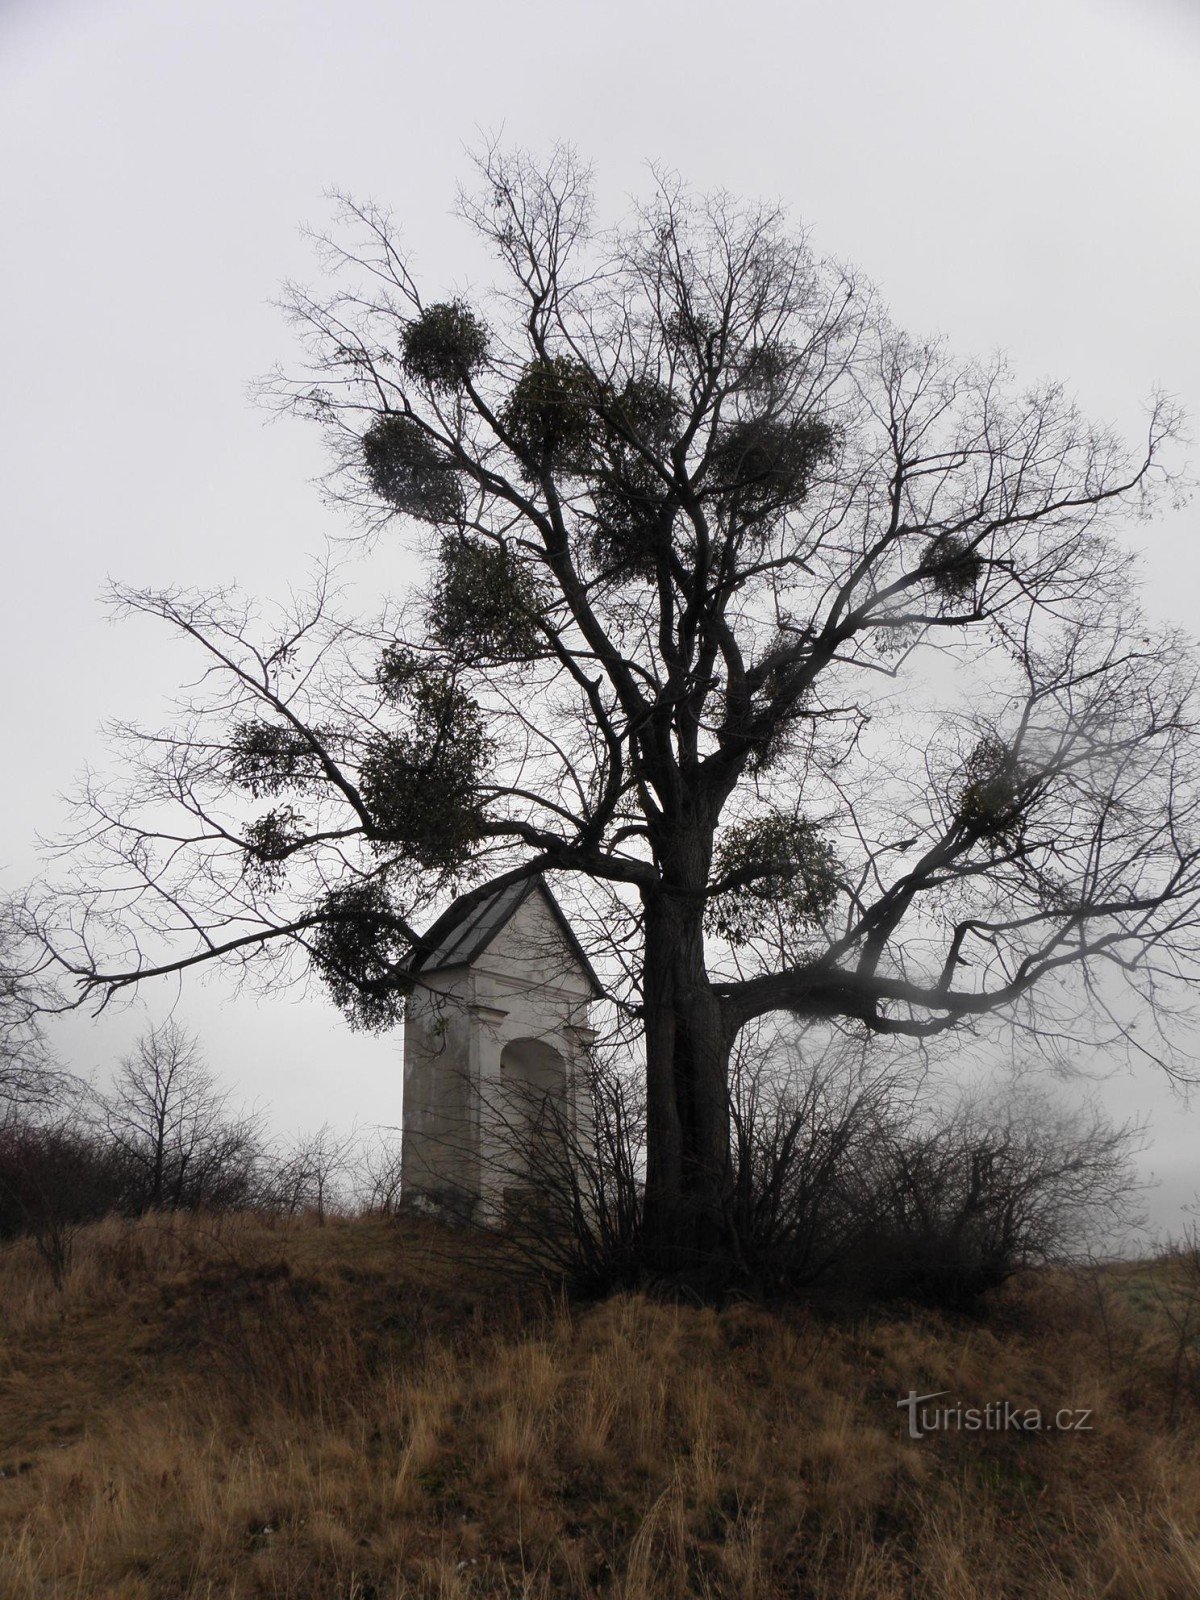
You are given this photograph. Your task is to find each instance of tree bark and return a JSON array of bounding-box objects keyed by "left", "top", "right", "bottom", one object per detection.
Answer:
[{"left": 640, "top": 884, "right": 733, "bottom": 1278}]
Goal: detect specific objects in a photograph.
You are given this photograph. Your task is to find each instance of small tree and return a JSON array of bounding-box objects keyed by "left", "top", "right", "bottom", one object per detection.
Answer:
[
  {"left": 0, "top": 910, "right": 69, "bottom": 1129},
  {"left": 31, "top": 143, "right": 1200, "bottom": 1286},
  {"left": 99, "top": 1021, "right": 263, "bottom": 1212}
]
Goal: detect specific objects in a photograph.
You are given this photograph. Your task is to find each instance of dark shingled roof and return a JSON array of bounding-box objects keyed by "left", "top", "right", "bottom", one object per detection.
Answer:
[{"left": 406, "top": 875, "right": 602, "bottom": 996}]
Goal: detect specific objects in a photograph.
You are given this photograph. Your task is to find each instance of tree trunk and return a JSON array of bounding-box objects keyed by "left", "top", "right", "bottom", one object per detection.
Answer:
[{"left": 640, "top": 888, "right": 733, "bottom": 1279}]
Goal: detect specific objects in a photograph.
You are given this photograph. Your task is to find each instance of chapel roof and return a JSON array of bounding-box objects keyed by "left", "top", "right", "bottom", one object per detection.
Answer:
[{"left": 405, "top": 875, "right": 602, "bottom": 997}]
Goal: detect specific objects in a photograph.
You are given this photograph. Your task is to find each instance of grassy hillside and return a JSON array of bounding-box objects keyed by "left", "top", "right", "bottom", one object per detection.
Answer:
[{"left": 1, "top": 1213, "right": 1198, "bottom": 1598}]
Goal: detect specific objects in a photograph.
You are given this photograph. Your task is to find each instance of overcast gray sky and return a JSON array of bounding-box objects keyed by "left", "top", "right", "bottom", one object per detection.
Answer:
[{"left": 2, "top": 0, "right": 1197, "bottom": 1226}]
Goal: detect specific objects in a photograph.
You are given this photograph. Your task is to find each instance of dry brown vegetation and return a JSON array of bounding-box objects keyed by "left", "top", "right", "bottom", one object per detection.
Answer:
[{"left": 1, "top": 1212, "right": 1199, "bottom": 1598}]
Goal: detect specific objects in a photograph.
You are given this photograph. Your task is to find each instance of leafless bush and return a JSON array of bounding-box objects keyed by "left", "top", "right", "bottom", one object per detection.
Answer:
[
  {"left": 505, "top": 1057, "right": 645, "bottom": 1294},
  {"left": 1148, "top": 1225, "right": 1200, "bottom": 1427},
  {"left": 723, "top": 1028, "right": 916, "bottom": 1294},
  {"left": 456, "top": 1025, "right": 1142, "bottom": 1309},
  {"left": 839, "top": 1091, "right": 1143, "bottom": 1309},
  {"left": 356, "top": 1130, "right": 405, "bottom": 1215},
  {"left": 0, "top": 1117, "right": 128, "bottom": 1286},
  {"left": 264, "top": 1123, "right": 357, "bottom": 1223},
  {"left": 414, "top": 1053, "right": 647, "bottom": 1296}
]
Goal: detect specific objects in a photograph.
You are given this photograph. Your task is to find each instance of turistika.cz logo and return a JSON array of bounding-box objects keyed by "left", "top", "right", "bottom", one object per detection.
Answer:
[{"left": 897, "top": 1390, "right": 1094, "bottom": 1440}]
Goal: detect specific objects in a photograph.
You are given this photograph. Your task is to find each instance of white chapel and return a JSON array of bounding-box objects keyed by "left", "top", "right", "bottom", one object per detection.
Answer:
[{"left": 400, "top": 876, "right": 600, "bottom": 1221}]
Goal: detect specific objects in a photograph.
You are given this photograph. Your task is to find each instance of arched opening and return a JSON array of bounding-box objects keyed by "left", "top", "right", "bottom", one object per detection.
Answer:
[
  {"left": 496, "top": 1037, "right": 569, "bottom": 1205},
  {"left": 500, "top": 1036, "right": 567, "bottom": 1098}
]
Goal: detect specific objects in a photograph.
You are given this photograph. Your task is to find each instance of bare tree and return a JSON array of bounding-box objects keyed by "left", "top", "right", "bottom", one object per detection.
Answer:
[
  {"left": 99, "top": 1021, "right": 263, "bottom": 1212},
  {"left": 0, "top": 909, "right": 69, "bottom": 1127},
  {"left": 31, "top": 143, "right": 1200, "bottom": 1281}
]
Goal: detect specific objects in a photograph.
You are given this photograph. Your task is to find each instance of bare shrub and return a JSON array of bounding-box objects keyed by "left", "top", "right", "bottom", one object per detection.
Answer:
[
  {"left": 841, "top": 1090, "right": 1143, "bottom": 1309},
  {"left": 724, "top": 1027, "right": 915, "bottom": 1295},
  {"left": 1147, "top": 1226, "right": 1200, "bottom": 1427},
  {"left": 503, "top": 1055, "right": 645, "bottom": 1295},
  {"left": 417, "top": 1052, "right": 647, "bottom": 1297},
  {"left": 457, "top": 1023, "right": 1142, "bottom": 1309},
  {"left": 265, "top": 1123, "right": 357, "bottom": 1223},
  {"left": 0, "top": 1118, "right": 127, "bottom": 1286},
  {"left": 356, "top": 1130, "right": 405, "bottom": 1216}
]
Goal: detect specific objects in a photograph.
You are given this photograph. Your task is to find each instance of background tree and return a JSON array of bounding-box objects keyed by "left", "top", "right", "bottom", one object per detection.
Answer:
[
  {"left": 99, "top": 1021, "right": 263, "bottom": 1212},
  {"left": 0, "top": 909, "right": 69, "bottom": 1129},
  {"left": 32, "top": 144, "right": 1200, "bottom": 1281}
]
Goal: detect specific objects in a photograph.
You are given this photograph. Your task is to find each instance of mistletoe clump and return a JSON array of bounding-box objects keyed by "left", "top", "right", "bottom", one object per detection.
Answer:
[
  {"left": 608, "top": 376, "right": 680, "bottom": 443},
  {"left": 663, "top": 305, "right": 717, "bottom": 357},
  {"left": 401, "top": 301, "right": 490, "bottom": 392},
  {"left": 706, "top": 414, "right": 835, "bottom": 519},
  {"left": 706, "top": 812, "right": 839, "bottom": 948},
  {"left": 923, "top": 533, "right": 985, "bottom": 600},
  {"left": 229, "top": 721, "right": 326, "bottom": 798},
  {"left": 586, "top": 378, "right": 681, "bottom": 577},
  {"left": 362, "top": 414, "right": 464, "bottom": 523},
  {"left": 502, "top": 356, "right": 603, "bottom": 476},
  {"left": 591, "top": 456, "right": 675, "bottom": 578},
  {"left": 308, "top": 878, "right": 412, "bottom": 1032},
  {"left": 429, "top": 537, "right": 545, "bottom": 662},
  {"left": 243, "top": 805, "right": 305, "bottom": 886},
  {"left": 374, "top": 643, "right": 424, "bottom": 701},
  {"left": 736, "top": 340, "right": 795, "bottom": 396},
  {"left": 956, "top": 737, "right": 1026, "bottom": 846},
  {"left": 361, "top": 668, "right": 492, "bottom": 870}
]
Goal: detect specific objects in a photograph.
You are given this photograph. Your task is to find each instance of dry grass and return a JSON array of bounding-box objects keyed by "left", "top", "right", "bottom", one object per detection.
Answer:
[{"left": 0, "top": 1213, "right": 1198, "bottom": 1597}]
